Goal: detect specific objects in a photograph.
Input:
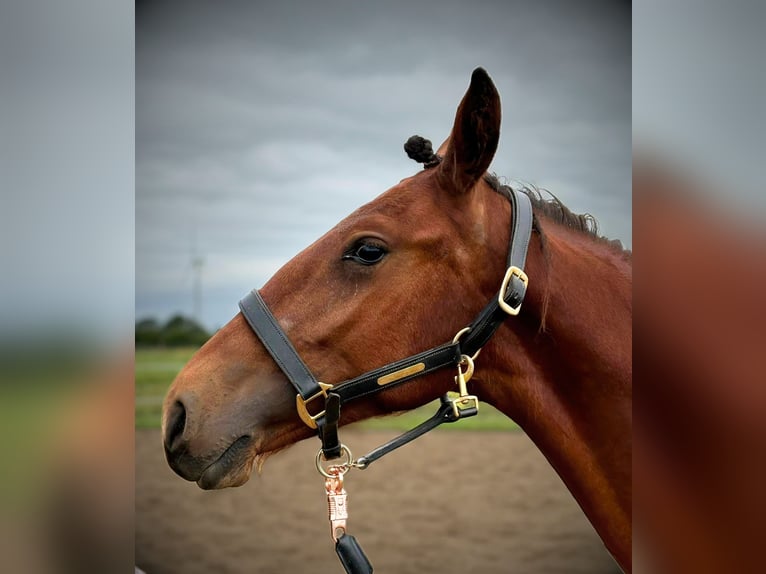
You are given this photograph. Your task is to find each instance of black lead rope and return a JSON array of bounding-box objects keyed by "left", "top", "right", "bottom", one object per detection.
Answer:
[
  {"left": 355, "top": 394, "right": 477, "bottom": 469},
  {"left": 335, "top": 534, "right": 373, "bottom": 574},
  {"left": 238, "top": 185, "right": 533, "bottom": 574}
]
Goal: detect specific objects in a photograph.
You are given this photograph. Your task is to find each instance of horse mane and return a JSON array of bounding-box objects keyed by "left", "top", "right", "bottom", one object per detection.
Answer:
[{"left": 483, "top": 173, "right": 631, "bottom": 259}]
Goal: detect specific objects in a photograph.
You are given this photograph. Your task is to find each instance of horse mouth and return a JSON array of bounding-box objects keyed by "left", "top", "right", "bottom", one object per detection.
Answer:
[{"left": 196, "top": 435, "right": 254, "bottom": 490}]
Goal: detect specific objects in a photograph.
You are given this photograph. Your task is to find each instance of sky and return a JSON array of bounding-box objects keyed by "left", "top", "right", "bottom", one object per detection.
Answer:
[{"left": 136, "top": 0, "right": 631, "bottom": 331}]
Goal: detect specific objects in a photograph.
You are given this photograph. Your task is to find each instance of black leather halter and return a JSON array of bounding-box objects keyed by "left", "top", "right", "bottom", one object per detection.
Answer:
[{"left": 239, "top": 184, "right": 534, "bottom": 461}]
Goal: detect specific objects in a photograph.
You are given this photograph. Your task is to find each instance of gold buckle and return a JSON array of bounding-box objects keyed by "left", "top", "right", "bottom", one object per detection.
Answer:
[
  {"left": 498, "top": 265, "right": 529, "bottom": 316},
  {"left": 296, "top": 382, "right": 333, "bottom": 429}
]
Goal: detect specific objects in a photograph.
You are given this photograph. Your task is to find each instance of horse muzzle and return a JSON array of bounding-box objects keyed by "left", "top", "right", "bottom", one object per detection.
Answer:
[{"left": 162, "top": 395, "right": 255, "bottom": 489}]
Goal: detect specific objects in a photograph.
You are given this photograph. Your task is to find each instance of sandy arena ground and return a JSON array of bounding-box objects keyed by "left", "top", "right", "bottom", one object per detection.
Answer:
[{"left": 137, "top": 428, "right": 619, "bottom": 573}]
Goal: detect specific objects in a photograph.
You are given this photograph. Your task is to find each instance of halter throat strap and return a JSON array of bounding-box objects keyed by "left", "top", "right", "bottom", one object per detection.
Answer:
[{"left": 238, "top": 185, "right": 533, "bottom": 459}]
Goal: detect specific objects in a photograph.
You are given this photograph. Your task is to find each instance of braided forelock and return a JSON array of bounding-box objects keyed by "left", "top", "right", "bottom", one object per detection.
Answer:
[{"left": 404, "top": 135, "right": 442, "bottom": 169}]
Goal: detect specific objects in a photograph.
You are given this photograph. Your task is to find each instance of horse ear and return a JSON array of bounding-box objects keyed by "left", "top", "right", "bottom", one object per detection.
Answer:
[{"left": 437, "top": 68, "right": 501, "bottom": 195}]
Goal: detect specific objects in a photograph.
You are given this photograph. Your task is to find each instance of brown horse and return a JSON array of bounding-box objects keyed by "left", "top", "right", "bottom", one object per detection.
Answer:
[{"left": 162, "top": 69, "right": 632, "bottom": 571}]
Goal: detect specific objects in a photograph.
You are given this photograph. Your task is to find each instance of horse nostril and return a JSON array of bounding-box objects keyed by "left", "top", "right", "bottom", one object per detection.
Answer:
[{"left": 164, "top": 400, "right": 187, "bottom": 451}]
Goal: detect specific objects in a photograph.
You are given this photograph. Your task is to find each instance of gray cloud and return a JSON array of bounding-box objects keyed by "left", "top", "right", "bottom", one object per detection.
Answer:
[{"left": 137, "top": 0, "right": 631, "bottom": 329}]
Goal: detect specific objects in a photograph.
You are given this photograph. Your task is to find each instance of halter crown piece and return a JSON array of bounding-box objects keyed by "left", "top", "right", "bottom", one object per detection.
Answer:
[{"left": 238, "top": 136, "right": 533, "bottom": 574}]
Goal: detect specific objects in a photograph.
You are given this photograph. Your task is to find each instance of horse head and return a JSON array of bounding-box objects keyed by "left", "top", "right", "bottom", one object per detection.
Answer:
[{"left": 162, "top": 68, "right": 516, "bottom": 487}]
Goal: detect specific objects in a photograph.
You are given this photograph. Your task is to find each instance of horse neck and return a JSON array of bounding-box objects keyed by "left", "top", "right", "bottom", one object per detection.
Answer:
[{"left": 477, "top": 219, "right": 632, "bottom": 569}]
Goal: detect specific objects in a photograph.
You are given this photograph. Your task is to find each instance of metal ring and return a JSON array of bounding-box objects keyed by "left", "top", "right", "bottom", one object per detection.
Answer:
[
  {"left": 315, "top": 444, "right": 353, "bottom": 478},
  {"left": 451, "top": 327, "right": 481, "bottom": 361}
]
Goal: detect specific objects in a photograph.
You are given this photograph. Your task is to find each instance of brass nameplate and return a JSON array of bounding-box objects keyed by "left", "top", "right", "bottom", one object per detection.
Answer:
[{"left": 377, "top": 362, "right": 426, "bottom": 386}]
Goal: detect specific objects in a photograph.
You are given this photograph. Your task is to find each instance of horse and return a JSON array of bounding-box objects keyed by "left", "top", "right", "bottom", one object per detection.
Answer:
[{"left": 162, "top": 68, "right": 632, "bottom": 571}]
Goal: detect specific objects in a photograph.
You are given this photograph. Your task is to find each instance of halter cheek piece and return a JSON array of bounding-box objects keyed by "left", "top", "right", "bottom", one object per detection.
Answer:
[{"left": 239, "top": 185, "right": 533, "bottom": 573}]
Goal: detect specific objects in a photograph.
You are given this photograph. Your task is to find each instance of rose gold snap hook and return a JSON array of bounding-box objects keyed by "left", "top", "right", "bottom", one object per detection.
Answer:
[{"left": 325, "top": 466, "right": 349, "bottom": 541}]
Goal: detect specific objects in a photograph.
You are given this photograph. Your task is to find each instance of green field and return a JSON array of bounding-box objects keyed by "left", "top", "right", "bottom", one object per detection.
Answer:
[{"left": 136, "top": 347, "right": 518, "bottom": 431}]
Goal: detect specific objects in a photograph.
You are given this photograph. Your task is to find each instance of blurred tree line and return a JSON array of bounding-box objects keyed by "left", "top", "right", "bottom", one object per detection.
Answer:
[{"left": 135, "top": 315, "right": 210, "bottom": 347}]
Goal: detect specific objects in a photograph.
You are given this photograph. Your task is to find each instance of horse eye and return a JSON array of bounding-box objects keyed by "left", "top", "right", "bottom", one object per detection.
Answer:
[{"left": 343, "top": 242, "right": 387, "bottom": 265}]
